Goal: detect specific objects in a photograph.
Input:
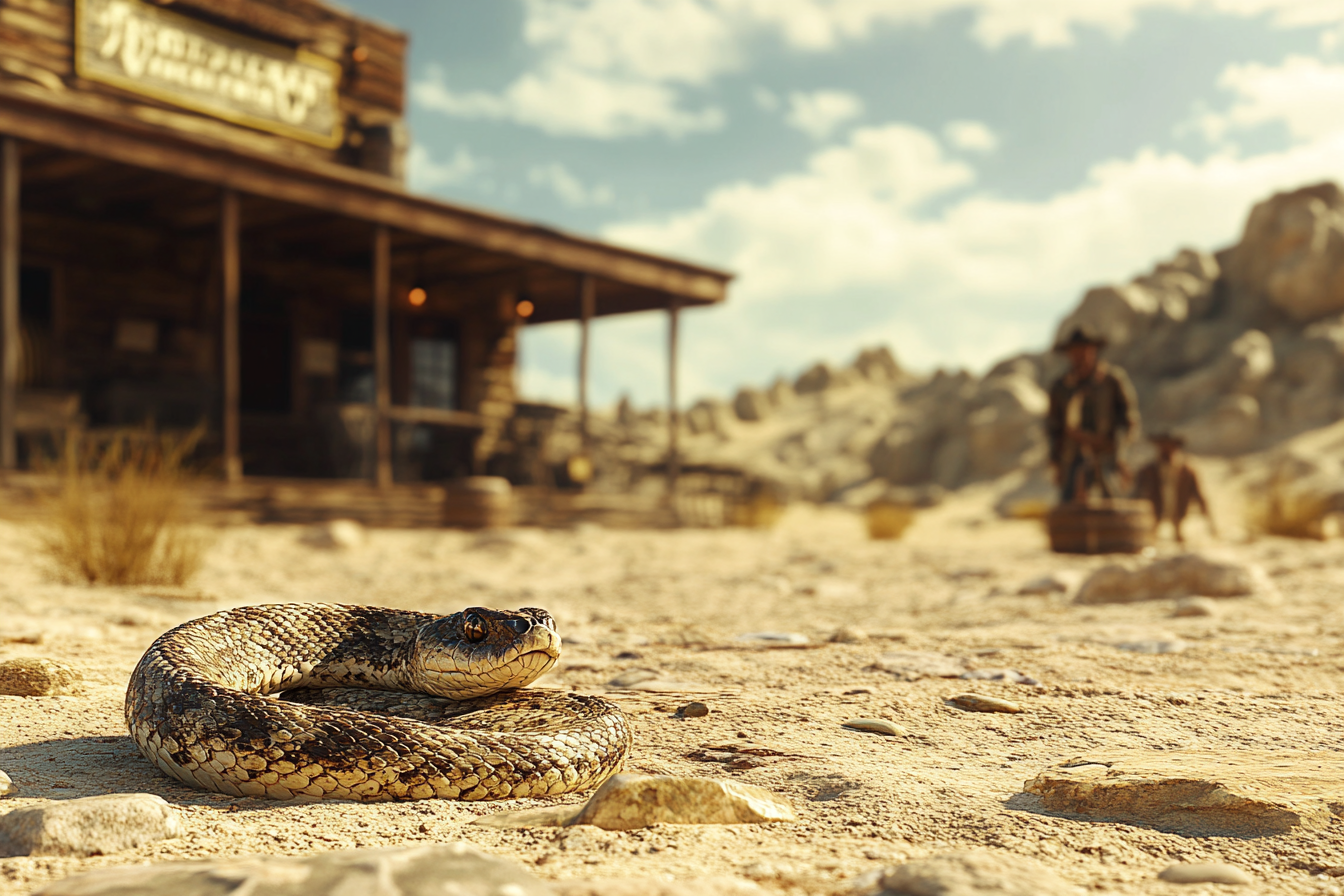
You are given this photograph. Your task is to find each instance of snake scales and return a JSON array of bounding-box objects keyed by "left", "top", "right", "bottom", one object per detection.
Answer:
[{"left": 125, "top": 604, "right": 631, "bottom": 802}]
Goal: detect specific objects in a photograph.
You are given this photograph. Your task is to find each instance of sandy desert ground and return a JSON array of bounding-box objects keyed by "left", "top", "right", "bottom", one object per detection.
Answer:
[{"left": 1, "top": 483, "right": 1343, "bottom": 895}]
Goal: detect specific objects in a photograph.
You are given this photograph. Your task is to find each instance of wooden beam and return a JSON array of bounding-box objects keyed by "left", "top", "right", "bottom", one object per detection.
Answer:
[
  {"left": 373, "top": 223, "right": 392, "bottom": 489},
  {"left": 667, "top": 298, "right": 681, "bottom": 493},
  {"left": 0, "top": 88, "right": 731, "bottom": 307},
  {"left": 0, "top": 137, "right": 17, "bottom": 471},
  {"left": 220, "top": 188, "right": 241, "bottom": 483},
  {"left": 578, "top": 273, "right": 595, "bottom": 451}
]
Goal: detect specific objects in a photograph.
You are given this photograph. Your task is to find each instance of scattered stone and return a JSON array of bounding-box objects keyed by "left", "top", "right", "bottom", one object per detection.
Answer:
[
  {"left": 0, "top": 658, "right": 83, "bottom": 697},
  {"left": 34, "top": 843, "right": 551, "bottom": 896},
  {"left": 872, "top": 850, "right": 1078, "bottom": 896},
  {"left": 961, "top": 669, "right": 1038, "bottom": 686},
  {"left": 687, "top": 742, "right": 795, "bottom": 771},
  {"left": 842, "top": 718, "right": 908, "bottom": 737},
  {"left": 830, "top": 626, "right": 869, "bottom": 643},
  {"left": 1157, "top": 863, "right": 1253, "bottom": 886},
  {"left": 299, "top": 518, "right": 366, "bottom": 550},
  {"left": 0, "top": 793, "right": 184, "bottom": 858},
  {"left": 735, "top": 632, "right": 810, "bottom": 647},
  {"left": 1016, "top": 570, "right": 1084, "bottom": 596},
  {"left": 0, "top": 770, "right": 12, "bottom": 797},
  {"left": 469, "top": 804, "right": 580, "bottom": 829},
  {"left": 607, "top": 668, "right": 661, "bottom": 688},
  {"left": 554, "top": 879, "right": 767, "bottom": 896},
  {"left": 569, "top": 774, "right": 796, "bottom": 830},
  {"left": 1111, "top": 637, "right": 1187, "bottom": 655},
  {"left": 949, "top": 694, "right": 1022, "bottom": 714},
  {"left": 874, "top": 651, "right": 969, "bottom": 680},
  {"left": 733, "top": 387, "right": 772, "bottom": 422},
  {"left": 679, "top": 702, "right": 710, "bottom": 718},
  {"left": 1075, "top": 554, "right": 1259, "bottom": 605},
  {"left": 1173, "top": 596, "right": 1218, "bottom": 617},
  {"left": 1025, "top": 749, "right": 1344, "bottom": 836}
]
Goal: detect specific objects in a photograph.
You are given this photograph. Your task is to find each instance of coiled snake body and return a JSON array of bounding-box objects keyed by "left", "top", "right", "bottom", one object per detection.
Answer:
[{"left": 125, "top": 604, "right": 631, "bottom": 802}]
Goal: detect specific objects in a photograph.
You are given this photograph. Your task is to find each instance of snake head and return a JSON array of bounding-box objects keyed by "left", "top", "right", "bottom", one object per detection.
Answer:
[{"left": 409, "top": 607, "right": 561, "bottom": 699}]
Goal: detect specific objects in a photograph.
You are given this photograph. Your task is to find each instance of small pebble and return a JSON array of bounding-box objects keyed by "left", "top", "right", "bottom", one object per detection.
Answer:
[
  {"left": 679, "top": 702, "right": 710, "bottom": 718},
  {"left": 0, "top": 770, "right": 12, "bottom": 797},
  {"left": 1157, "top": 863, "right": 1252, "bottom": 885},
  {"left": 735, "top": 632, "right": 810, "bottom": 647},
  {"left": 1173, "top": 596, "right": 1218, "bottom": 618},
  {"left": 829, "top": 626, "right": 868, "bottom": 643},
  {"left": 842, "top": 718, "right": 908, "bottom": 737},
  {"left": 949, "top": 693, "right": 1022, "bottom": 713},
  {"left": 961, "top": 668, "right": 1039, "bottom": 686}
]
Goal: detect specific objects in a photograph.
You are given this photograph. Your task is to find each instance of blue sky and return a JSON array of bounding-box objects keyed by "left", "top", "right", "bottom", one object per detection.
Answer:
[{"left": 342, "top": 0, "right": 1344, "bottom": 408}]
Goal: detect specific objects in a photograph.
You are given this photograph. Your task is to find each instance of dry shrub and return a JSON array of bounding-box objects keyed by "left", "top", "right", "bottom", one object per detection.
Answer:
[{"left": 39, "top": 427, "right": 210, "bottom": 585}]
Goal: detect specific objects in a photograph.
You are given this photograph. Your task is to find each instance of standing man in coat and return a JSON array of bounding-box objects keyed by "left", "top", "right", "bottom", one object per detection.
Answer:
[{"left": 1046, "top": 326, "right": 1140, "bottom": 503}]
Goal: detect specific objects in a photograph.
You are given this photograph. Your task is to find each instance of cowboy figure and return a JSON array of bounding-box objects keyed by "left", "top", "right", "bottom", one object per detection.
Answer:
[
  {"left": 1132, "top": 432, "right": 1216, "bottom": 544},
  {"left": 1046, "top": 326, "right": 1140, "bottom": 503}
]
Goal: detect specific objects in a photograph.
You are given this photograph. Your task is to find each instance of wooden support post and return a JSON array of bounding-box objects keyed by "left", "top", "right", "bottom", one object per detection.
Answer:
[
  {"left": 578, "top": 273, "right": 595, "bottom": 451},
  {"left": 220, "top": 188, "right": 241, "bottom": 483},
  {"left": 0, "top": 138, "right": 17, "bottom": 471},
  {"left": 667, "top": 297, "right": 681, "bottom": 491},
  {"left": 373, "top": 223, "right": 392, "bottom": 489}
]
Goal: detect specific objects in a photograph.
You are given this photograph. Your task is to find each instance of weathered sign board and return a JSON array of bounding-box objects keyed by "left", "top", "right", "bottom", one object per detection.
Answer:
[{"left": 75, "top": 0, "right": 343, "bottom": 146}]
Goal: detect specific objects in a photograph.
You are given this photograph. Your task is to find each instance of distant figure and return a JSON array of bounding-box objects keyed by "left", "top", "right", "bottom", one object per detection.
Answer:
[
  {"left": 1132, "top": 433, "right": 1216, "bottom": 544},
  {"left": 1046, "top": 326, "right": 1140, "bottom": 503}
]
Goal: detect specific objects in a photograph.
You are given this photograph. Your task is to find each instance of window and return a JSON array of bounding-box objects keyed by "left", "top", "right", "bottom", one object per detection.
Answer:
[{"left": 410, "top": 338, "right": 456, "bottom": 410}]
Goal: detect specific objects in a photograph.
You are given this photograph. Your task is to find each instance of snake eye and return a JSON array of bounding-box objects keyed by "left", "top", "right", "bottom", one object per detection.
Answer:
[{"left": 462, "top": 614, "right": 487, "bottom": 643}]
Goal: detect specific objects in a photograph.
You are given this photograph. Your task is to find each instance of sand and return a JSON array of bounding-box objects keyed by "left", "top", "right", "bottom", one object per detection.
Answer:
[{"left": 1, "top": 486, "right": 1342, "bottom": 895}]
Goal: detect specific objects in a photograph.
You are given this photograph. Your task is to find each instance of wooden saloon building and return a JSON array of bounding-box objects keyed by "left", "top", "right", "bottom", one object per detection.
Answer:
[{"left": 0, "top": 0, "right": 730, "bottom": 519}]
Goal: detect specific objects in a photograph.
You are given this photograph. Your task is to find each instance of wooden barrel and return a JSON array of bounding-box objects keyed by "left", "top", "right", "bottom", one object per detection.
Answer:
[{"left": 1047, "top": 499, "right": 1155, "bottom": 554}]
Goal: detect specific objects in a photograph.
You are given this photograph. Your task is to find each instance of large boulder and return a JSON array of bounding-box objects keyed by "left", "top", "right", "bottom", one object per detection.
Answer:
[
  {"left": 1152, "top": 329, "right": 1273, "bottom": 424},
  {"left": 1227, "top": 182, "right": 1344, "bottom": 321},
  {"left": 1054, "top": 283, "right": 1160, "bottom": 349},
  {"left": 732, "top": 387, "right": 771, "bottom": 422},
  {"left": 853, "top": 346, "right": 901, "bottom": 381},
  {"left": 963, "top": 374, "right": 1048, "bottom": 480},
  {"left": 0, "top": 794, "right": 184, "bottom": 858}
]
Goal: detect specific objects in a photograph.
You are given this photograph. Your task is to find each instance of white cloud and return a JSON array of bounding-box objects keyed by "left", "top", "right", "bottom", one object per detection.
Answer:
[
  {"left": 784, "top": 89, "right": 865, "bottom": 140},
  {"left": 1198, "top": 55, "right": 1344, "bottom": 142},
  {"left": 405, "top": 143, "right": 484, "bottom": 191},
  {"left": 601, "top": 112, "right": 1344, "bottom": 390},
  {"left": 528, "top": 162, "right": 616, "bottom": 207},
  {"left": 943, "top": 119, "right": 999, "bottom": 152},
  {"left": 412, "top": 1, "right": 1337, "bottom": 140}
]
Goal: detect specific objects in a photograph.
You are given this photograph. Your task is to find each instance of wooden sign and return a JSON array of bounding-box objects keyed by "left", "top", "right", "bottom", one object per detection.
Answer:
[{"left": 75, "top": 0, "right": 343, "bottom": 147}]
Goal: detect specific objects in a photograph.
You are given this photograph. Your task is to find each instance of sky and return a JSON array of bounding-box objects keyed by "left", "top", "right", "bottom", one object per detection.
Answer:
[{"left": 340, "top": 0, "right": 1344, "bottom": 409}]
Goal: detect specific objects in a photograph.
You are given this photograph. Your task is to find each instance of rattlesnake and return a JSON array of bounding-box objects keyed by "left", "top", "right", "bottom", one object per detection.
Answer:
[{"left": 125, "top": 604, "right": 630, "bottom": 801}]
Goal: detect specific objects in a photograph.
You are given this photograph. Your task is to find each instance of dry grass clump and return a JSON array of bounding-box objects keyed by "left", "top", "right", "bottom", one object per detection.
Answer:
[{"left": 39, "top": 428, "right": 210, "bottom": 585}]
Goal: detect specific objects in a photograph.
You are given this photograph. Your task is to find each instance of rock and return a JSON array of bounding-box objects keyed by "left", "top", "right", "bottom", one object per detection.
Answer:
[
  {"left": 1183, "top": 393, "right": 1262, "bottom": 455},
  {"left": 1025, "top": 749, "right": 1344, "bottom": 836},
  {"left": 766, "top": 377, "right": 795, "bottom": 407},
  {"left": 1074, "top": 554, "right": 1258, "bottom": 604},
  {"left": 1111, "top": 637, "right": 1186, "bottom": 654},
  {"left": 874, "top": 651, "right": 969, "bottom": 680},
  {"left": 0, "top": 658, "right": 83, "bottom": 696},
  {"left": 300, "top": 518, "right": 365, "bottom": 550},
  {"left": 679, "top": 702, "right": 710, "bottom": 718},
  {"left": 1016, "top": 570, "right": 1083, "bottom": 595},
  {"left": 853, "top": 346, "right": 901, "bottom": 382},
  {"left": 795, "top": 362, "right": 838, "bottom": 394},
  {"left": 607, "top": 668, "right": 661, "bottom": 688},
  {"left": 735, "top": 632, "right": 810, "bottom": 647},
  {"left": 1157, "top": 863, "right": 1253, "bottom": 886},
  {"left": 569, "top": 774, "right": 796, "bottom": 830},
  {"left": 34, "top": 843, "right": 552, "bottom": 896},
  {"left": 1055, "top": 283, "right": 1159, "bottom": 349},
  {"left": 0, "top": 793, "right": 184, "bottom": 858},
  {"left": 0, "top": 770, "right": 11, "bottom": 797},
  {"left": 553, "top": 879, "right": 768, "bottom": 896},
  {"left": 842, "top": 718, "right": 908, "bottom": 737},
  {"left": 470, "top": 804, "right": 581, "bottom": 829},
  {"left": 829, "top": 625, "right": 869, "bottom": 643},
  {"left": 1172, "top": 596, "right": 1218, "bottom": 617},
  {"left": 1153, "top": 330, "right": 1273, "bottom": 425},
  {"left": 733, "top": 388, "right": 772, "bottom": 422},
  {"left": 1227, "top": 182, "right": 1344, "bottom": 321},
  {"left": 873, "top": 850, "right": 1079, "bottom": 896},
  {"left": 686, "top": 399, "right": 734, "bottom": 437},
  {"left": 949, "top": 694, "right": 1022, "bottom": 713},
  {"left": 961, "top": 669, "right": 1038, "bottom": 686}
]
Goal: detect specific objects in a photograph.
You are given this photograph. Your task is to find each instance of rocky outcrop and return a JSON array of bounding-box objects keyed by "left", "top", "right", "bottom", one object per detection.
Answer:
[{"left": 1226, "top": 182, "right": 1344, "bottom": 322}]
